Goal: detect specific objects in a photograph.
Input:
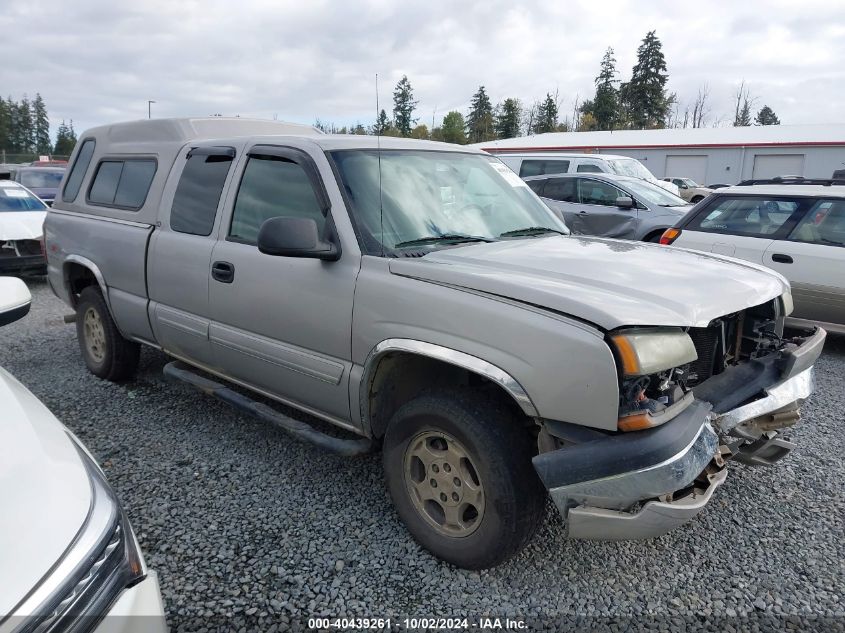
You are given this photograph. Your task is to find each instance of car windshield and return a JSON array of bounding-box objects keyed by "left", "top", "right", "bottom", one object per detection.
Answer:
[
  {"left": 608, "top": 158, "right": 653, "bottom": 181},
  {"left": 681, "top": 178, "right": 699, "bottom": 187},
  {"left": 20, "top": 169, "right": 64, "bottom": 188},
  {"left": 622, "top": 179, "right": 688, "bottom": 207},
  {"left": 0, "top": 184, "right": 47, "bottom": 211},
  {"left": 331, "top": 150, "right": 567, "bottom": 254}
]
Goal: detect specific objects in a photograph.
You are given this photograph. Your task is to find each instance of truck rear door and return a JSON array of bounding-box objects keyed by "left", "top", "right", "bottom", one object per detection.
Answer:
[{"left": 147, "top": 145, "right": 237, "bottom": 366}]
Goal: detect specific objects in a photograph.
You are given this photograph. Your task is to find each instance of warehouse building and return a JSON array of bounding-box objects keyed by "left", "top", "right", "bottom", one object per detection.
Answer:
[{"left": 478, "top": 124, "right": 845, "bottom": 186}]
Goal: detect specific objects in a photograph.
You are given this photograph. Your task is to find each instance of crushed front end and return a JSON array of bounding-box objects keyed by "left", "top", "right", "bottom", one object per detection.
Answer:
[{"left": 532, "top": 295, "right": 826, "bottom": 540}]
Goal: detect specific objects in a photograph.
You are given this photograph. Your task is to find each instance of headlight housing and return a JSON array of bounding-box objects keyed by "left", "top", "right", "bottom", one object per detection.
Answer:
[
  {"left": 10, "top": 436, "right": 146, "bottom": 633},
  {"left": 610, "top": 328, "right": 698, "bottom": 378}
]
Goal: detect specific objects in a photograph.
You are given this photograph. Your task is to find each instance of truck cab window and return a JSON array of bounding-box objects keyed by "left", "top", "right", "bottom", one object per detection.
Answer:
[
  {"left": 170, "top": 152, "right": 233, "bottom": 236},
  {"left": 229, "top": 155, "right": 325, "bottom": 245}
]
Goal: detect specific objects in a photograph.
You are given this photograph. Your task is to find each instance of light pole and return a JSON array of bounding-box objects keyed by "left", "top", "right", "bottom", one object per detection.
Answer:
[{"left": 147, "top": 100, "right": 156, "bottom": 119}]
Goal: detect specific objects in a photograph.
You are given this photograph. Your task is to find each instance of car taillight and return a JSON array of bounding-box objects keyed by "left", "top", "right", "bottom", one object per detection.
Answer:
[{"left": 659, "top": 228, "right": 681, "bottom": 245}]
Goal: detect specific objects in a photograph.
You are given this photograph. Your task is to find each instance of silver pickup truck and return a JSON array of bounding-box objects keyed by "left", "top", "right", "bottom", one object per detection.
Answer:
[{"left": 45, "top": 118, "right": 825, "bottom": 569}]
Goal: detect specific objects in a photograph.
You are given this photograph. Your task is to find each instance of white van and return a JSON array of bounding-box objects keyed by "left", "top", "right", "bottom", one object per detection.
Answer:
[{"left": 491, "top": 152, "right": 681, "bottom": 196}]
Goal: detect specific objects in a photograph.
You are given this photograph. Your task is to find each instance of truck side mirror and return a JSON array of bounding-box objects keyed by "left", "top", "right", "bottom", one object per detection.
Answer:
[
  {"left": 257, "top": 216, "right": 339, "bottom": 261},
  {"left": 615, "top": 196, "right": 635, "bottom": 209},
  {"left": 0, "top": 277, "right": 32, "bottom": 327}
]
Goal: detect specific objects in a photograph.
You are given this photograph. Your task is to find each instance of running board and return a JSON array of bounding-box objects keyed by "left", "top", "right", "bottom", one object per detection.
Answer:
[{"left": 163, "top": 361, "right": 372, "bottom": 456}]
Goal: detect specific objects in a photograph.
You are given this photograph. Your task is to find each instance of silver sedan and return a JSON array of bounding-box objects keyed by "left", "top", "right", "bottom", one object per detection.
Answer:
[{"left": 524, "top": 172, "right": 693, "bottom": 242}]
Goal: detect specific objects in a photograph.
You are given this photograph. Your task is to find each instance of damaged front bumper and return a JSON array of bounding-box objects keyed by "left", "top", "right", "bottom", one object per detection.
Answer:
[{"left": 532, "top": 327, "right": 826, "bottom": 541}]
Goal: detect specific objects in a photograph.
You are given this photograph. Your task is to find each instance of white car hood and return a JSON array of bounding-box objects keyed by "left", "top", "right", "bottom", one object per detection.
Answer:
[
  {"left": 0, "top": 211, "right": 46, "bottom": 240},
  {"left": 0, "top": 367, "right": 91, "bottom": 616},
  {"left": 389, "top": 236, "right": 788, "bottom": 330}
]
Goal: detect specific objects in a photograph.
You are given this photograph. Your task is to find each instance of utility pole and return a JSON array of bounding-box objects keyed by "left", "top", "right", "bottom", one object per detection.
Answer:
[{"left": 147, "top": 100, "right": 156, "bottom": 119}]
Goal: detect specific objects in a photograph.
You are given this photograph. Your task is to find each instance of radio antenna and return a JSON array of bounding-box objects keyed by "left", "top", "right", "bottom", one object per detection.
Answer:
[{"left": 376, "top": 73, "right": 384, "bottom": 257}]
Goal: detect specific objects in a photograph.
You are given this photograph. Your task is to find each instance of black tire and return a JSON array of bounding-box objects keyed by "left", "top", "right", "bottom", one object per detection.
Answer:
[
  {"left": 76, "top": 286, "right": 140, "bottom": 381},
  {"left": 383, "top": 388, "right": 545, "bottom": 569},
  {"left": 691, "top": 195, "right": 704, "bottom": 203}
]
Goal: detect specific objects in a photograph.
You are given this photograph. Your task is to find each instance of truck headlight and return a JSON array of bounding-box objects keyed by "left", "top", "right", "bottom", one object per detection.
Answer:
[{"left": 610, "top": 328, "right": 698, "bottom": 378}]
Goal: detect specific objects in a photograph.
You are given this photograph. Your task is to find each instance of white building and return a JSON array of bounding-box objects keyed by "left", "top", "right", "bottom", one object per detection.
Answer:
[{"left": 477, "top": 124, "right": 845, "bottom": 186}]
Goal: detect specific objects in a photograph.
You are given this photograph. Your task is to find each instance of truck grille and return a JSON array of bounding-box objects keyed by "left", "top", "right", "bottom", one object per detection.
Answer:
[{"left": 688, "top": 326, "right": 721, "bottom": 385}]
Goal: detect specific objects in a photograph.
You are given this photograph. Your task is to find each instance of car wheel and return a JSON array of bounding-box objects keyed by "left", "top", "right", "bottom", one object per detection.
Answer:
[
  {"left": 76, "top": 286, "right": 140, "bottom": 381},
  {"left": 691, "top": 195, "right": 705, "bottom": 203},
  {"left": 382, "top": 388, "right": 545, "bottom": 569}
]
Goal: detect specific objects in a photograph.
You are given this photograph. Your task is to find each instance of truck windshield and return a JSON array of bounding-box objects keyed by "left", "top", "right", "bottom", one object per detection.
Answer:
[{"left": 331, "top": 150, "right": 566, "bottom": 254}]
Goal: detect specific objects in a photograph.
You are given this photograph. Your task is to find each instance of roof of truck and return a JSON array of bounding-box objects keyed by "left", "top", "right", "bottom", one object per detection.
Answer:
[{"left": 82, "top": 117, "right": 322, "bottom": 144}]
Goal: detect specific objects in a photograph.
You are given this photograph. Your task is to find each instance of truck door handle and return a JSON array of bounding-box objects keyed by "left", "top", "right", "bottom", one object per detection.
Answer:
[
  {"left": 771, "top": 253, "right": 793, "bottom": 264},
  {"left": 211, "top": 261, "right": 235, "bottom": 283}
]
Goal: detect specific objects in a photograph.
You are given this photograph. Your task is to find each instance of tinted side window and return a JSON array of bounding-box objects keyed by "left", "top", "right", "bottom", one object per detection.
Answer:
[
  {"left": 88, "top": 159, "right": 157, "bottom": 210},
  {"left": 229, "top": 156, "right": 324, "bottom": 244},
  {"left": 63, "top": 139, "right": 95, "bottom": 202},
  {"left": 526, "top": 180, "right": 545, "bottom": 195},
  {"left": 578, "top": 179, "right": 621, "bottom": 206},
  {"left": 687, "top": 196, "right": 803, "bottom": 238},
  {"left": 576, "top": 163, "right": 603, "bottom": 173},
  {"left": 543, "top": 178, "right": 577, "bottom": 202},
  {"left": 170, "top": 152, "right": 234, "bottom": 236},
  {"left": 519, "top": 160, "right": 570, "bottom": 177}
]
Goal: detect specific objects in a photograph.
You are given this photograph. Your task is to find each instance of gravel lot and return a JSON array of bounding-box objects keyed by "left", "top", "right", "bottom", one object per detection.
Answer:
[{"left": 2, "top": 279, "right": 843, "bottom": 631}]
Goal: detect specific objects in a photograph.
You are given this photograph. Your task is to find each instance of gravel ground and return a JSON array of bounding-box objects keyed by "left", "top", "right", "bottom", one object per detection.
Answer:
[{"left": 2, "top": 279, "right": 843, "bottom": 632}]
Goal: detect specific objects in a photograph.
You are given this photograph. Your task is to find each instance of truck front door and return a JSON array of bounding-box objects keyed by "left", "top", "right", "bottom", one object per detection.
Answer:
[{"left": 207, "top": 144, "right": 359, "bottom": 426}]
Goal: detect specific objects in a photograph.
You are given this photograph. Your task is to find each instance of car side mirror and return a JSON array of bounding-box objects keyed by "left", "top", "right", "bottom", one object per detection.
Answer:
[
  {"left": 257, "top": 216, "right": 339, "bottom": 261},
  {"left": 679, "top": 183, "right": 689, "bottom": 189},
  {"left": 615, "top": 196, "right": 635, "bottom": 209},
  {"left": 0, "top": 277, "right": 31, "bottom": 327}
]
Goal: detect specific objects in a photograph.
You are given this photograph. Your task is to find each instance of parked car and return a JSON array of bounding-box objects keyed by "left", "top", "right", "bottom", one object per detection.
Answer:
[
  {"left": 524, "top": 173, "right": 691, "bottom": 242},
  {"left": 0, "top": 180, "right": 48, "bottom": 275},
  {"left": 661, "top": 178, "right": 845, "bottom": 334},
  {"left": 662, "top": 177, "right": 714, "bottom": 203},
  {"left": 0, "top": 276, "right": 166, "bottom": 632},
  {"left": 488, "top": 151, "right": 682, "bottom": 196},
  {"left": 46, "top": 118, "right": 824, "bottom": 569},
  {"left": 15, "top": 166, "right": 66, "bottom": 206}
]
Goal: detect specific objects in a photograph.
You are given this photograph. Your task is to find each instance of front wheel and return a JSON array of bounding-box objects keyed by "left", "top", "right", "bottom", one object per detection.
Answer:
[
  {"left": 691, "top": 195, "right": 705, "bottom": 203},
  {"left": 382, "top": 389, "right": 545, "bottom": 569},
  {"left": 76, "top": 286, "right": 140, "bottom": 381}
]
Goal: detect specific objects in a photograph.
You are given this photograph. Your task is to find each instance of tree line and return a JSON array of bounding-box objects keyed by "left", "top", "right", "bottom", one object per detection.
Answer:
[
  {"left": 318, "top": 31, "right": 782, "bottom": 143},
  {"left": 0, "top": 94, "right": 78, "bottom": 160}
]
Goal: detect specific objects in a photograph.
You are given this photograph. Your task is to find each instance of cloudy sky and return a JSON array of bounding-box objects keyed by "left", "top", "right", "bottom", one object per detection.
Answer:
[{"left": 3, "top": 0, "right": 845, "bottom": 138}]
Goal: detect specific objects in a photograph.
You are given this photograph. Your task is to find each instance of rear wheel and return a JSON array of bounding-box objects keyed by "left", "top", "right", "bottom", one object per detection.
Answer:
[
  {"left": 383, "top": 389, "right": 545, "bottom": 569},
  {"left": 76, "top": 286, "right": 140, "bottom": 381},
  {"left": 691, "top": 195, "right": 705, "bottom": 203}
]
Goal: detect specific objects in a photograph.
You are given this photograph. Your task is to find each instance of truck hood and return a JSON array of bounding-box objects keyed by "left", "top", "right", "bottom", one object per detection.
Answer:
[
  {"left": 0, "top": 367, "right": 91, "bottom": 616},
  {"left": 388, "top": 236, "right": 788, "bottom": 330},
  {"left": 0, "top": 211, "right": 46, "bottom": 240}
]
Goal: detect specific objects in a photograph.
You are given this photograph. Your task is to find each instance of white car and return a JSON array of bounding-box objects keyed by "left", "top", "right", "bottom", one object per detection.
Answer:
[
  {"left": 487, "top": 152, "right": 682, "bottom": 196},
  {"left": 0, "top": 180, "right": 48, "bottom": 276},
  {"left": 661, "top": 179, "right": 845, "bottom": 334},
  {"left": 0, "top": 277, "right": 166, "bottom": 633}
]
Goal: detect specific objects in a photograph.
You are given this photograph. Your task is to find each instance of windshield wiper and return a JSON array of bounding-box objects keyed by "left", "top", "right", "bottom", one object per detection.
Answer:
[
  {"left": 499, "top": 226, "right": 566, "bottom": 237},
  {"left": 394, "top": 233, "right": 494, "bottom": 249}
]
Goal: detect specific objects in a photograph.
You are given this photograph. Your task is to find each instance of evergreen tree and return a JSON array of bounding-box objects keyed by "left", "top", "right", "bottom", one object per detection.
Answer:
[
  {"left": 392, "top": 75, "right": 418, "bottom": 137},
  {"left": 351, "top": 123, "right": 367, "bottom": 135},
  {"left": 466, "top": 86, "right": 494, "bottom": 143},
  {"left": 592, "top": 47, "right": 619, "bottom": 130},
  {"left": 533, "top": 93, "right": 559, "bottom": 134},
  {"left": 735, "top": 102, "right": 752, "bottom": 127},
  {"left": 494, "top": 98, "right": 522, "bottom": 139},
  {"left": 17, "top": 95, "right": 34, "bottom": 153},
  {"left": 755, "top": 105, "right": 780, "bottom": 126},
  {"left": 440, "top": 111, "right": 467, "bottom": 145},
  {"left": 0, "top": 98, "right": 10, "bottom": 152},
  {"left": 54, "top": 119, "right": 77, "bottom": 156},
  {"left": 373, "top": 109, "right": 391, "bottom": 135},
  {"left": 33, "top": 93, "right": 51, "bottom": 154},
  {"left": 620, "top": 31, "right": 670, "bottom": 128}
]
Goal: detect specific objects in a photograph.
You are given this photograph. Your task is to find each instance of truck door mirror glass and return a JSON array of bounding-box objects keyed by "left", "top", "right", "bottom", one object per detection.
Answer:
[
  {"left": 615, "top": 196, "right": 635, "bottom": 209},
  {"left": 257, "top": 216, "right": 339, "bottom": 261}
]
